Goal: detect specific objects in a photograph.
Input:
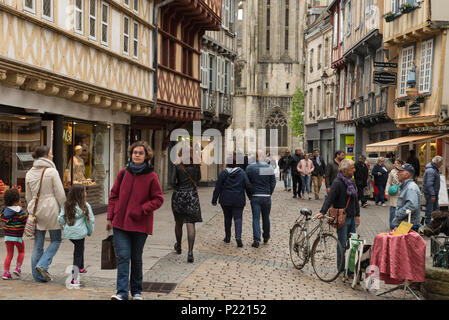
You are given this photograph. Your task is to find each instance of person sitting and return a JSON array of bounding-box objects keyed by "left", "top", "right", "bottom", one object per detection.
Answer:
[{"left": 392, "top": 164, "right": 421, "bottom": 232}]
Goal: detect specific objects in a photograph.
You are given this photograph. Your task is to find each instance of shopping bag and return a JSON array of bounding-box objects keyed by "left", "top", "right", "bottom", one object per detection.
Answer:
[
  {"left": 101, "top": 235, "right": 117, "bottom": 270},
  {"left": 23, "top": 215, "right": 36, "bottom": 240}
]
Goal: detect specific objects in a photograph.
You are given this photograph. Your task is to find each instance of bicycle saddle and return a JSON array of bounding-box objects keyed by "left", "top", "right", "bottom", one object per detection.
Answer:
[{"left": 300, "top": 208, "right": 313, "bottom": 217}]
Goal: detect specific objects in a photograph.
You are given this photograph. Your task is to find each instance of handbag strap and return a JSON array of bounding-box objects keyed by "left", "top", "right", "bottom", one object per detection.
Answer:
[
  {"left": 345, "top": 196, "right": 351, "bottom": 210},
  {"left": 179, "top": 164, "right": 198, "bottom": 189},
  {"left": 32, "top": 167, "right": 47, "bottom": 217}
]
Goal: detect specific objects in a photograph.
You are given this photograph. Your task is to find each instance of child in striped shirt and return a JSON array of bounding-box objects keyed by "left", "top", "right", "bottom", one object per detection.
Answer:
[{"left": 1, "top": 189, "right": 27, "bottom": 280}]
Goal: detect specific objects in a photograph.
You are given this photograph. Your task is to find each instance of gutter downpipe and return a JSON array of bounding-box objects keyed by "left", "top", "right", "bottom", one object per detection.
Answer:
[{"left": 153, "top": 0, "right": 176, "bottom": 113}]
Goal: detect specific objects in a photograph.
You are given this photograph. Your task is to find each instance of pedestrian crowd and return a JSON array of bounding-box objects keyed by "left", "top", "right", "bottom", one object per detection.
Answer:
[{"left": 0, "top": 141, "right": 444, "bottom": 298}]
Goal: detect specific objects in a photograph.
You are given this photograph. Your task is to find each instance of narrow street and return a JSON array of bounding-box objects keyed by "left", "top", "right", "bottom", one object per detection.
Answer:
[{"left": 0, "top": 181, "right": 420, "bottom": 300}]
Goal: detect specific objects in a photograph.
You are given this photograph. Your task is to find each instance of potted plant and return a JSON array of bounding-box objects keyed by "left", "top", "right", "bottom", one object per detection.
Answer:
[
  {"left": 394, "top": 98, "right": 407, "bottom": 107},
  {"left": 413, "top": 93, "right": 426, "bottom": 104},
  {"left": 384, "top": 11, "right": 395, "bottom": 22},
  {"left": 400, "top": 2, "right": 415, "bottom": 14}
]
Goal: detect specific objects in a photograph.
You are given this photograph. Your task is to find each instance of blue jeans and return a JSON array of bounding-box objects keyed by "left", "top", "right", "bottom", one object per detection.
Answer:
[
  {"left": 250, "top": 197, "right": 271, "bottom": 243},
  {"left": 300, "top": 175, "right": 311, "bottom": 195},
  {"left": 389, "top": 206, "right": 396, "bottom": 230},
  {"left": 113, "top": 228, "right": 148, "bottom": 299},
  {"left": 221, "top": 206, "right": 243, "bottom": 240},
  {"left": 283, "top": 169, "right": 292, "bottom": 188},
  {"left": 375, "top": 184, "right": 385, "bottom": 204},
  {"left": 337, "top": 217, "right": 356, "bottom": 272},
  {"left": 424, "top": 194, "right": 439, "bottom": 225},
  {"left": 31, "top": 229, "right": 62, "bottom": 282}
]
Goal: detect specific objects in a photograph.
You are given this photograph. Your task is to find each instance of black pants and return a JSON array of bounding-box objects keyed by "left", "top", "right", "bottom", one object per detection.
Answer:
[
  {"left": 357, "top": 185, "right": 367, "bottom": 204},
  {"left": 70, "top": 239, "right": 85, "bottom": 277},
  {"left": 292, "top": 174, "right": 303, "bottom": 197}
]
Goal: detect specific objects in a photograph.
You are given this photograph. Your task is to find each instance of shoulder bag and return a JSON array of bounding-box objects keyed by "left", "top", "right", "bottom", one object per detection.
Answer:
[
  {"left": 24, "top": 167, "right": 47, "bottom": 239},
  {"left": 326, "top": 196, "right": 351, "bottom": 230}
]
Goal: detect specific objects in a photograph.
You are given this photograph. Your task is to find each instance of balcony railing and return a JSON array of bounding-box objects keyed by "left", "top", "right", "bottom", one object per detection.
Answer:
[
  {"left": 352, "top": 88, "right": 389, "bottom": 121},
  {"left": 219, "top": 94, "right": 232, "bottom": 116}
]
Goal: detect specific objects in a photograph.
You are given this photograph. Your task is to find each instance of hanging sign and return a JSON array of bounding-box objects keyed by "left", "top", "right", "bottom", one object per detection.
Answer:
[
  {"left": 409, "top": 102, "right": 421, "bottom": 116},
  {"left": 373, "top": 71, "right": 397, "bottom": 85},
  {"left": 374, "top": 62, "right": 398, "bottom": 68}
]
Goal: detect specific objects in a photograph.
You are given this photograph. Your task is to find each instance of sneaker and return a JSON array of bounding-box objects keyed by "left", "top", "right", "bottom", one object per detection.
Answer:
[
  {"left": 111, "top": 294, "right": 126, "bottom": 300},
  {"left": 13, "top": 266, "right": 21, "bottom": 277},
  {"left": 69, "top": 279, "right": 80, "bottom": 288},
  {"left": 35, "top": 266, "right": 53, "bottom": 282},
  {"left": 288, "top": 188, "right": 292, "bottom": 191},
  {"left": 79, "top": 268, "right": 87, "bottom": 274},
  {"left": 362, "top": 203, "right": 368, "bottom": 208},
  {"left": 132, "top": 294, "right": 144, "bottom": 300},
  {"left": 251, "top": 242, "right": 260, "bottom": 248},
  {"left": 2, "top": 271, "right": 12, "bottom": 280},
  {"left": 263, "top": 237, "right": 270, "bottom": 244},
  {"left": 223, "top": 238, "right": 231, "bottom": 244},
  {"left": 236, "top": 239, "right": 243, "bottom": 247},
  {"left": 382, "top": 203, "right": 386, "bottom": 207}
]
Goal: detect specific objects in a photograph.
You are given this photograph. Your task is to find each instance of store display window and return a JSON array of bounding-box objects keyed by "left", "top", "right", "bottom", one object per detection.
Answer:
[
  {"left": 0, "top": 114, "right": 41, "bottom": 205},
  {"left": 63, "top": 120, "right": 111, "bottom": 211}
]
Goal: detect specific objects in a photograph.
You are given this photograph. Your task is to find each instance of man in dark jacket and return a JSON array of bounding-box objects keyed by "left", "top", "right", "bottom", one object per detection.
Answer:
[
  {"left": 311, "top": 149, "right": 326, "bottom": 200},
  {"left": 246, "top": 150, "right": 276, "bottom": 248},
  {"left": 407, "top": 150, "right": 421, "bottom": 178},
  {"left": 422, "top": 156, "right": 443, "bottom": 225},
  {"left": 212, "top": 154, "right": 253, "bottom": 247},
  {"left": 288, "top": 149, "right": 304, "bottom": 198},
  {"left": 372, "top": 157, "right": 389, "bottom": 206},
  {"left": 354, "top": 155, "right": 369, "bottom": 208},
  {"left": 325, "top": 150, "right": 345, "bottom": 193},
  {"left": 317, "top": 159, "right": 360, "bottom": 273},
  {"left": 279, "top": 150, "right": 292, "bottom": 191}
]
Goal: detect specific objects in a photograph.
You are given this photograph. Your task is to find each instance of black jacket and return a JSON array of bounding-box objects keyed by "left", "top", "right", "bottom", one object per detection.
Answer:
[
  {"left": 278, "top": 155, "right": 292, "bottom": 171},
  {"left": 311, "top": 156, "right": 326, "bottom": 176},
  {"left": 212, "top": 167, "right": 253, "bottom": 207},
  {"left": 320, "top": 177, "right": 360, "bottom": 218},
  {"left": 325, "top": 160, "right": 339, "bottom": 188},
  {"left": 354, "top": 161, "right": 369, "bottom": 188},
  {"left": 170, "top": 164, "right": 201, "bottom": 191},
  {"left": 372, "top": 164, "right": 388, "bottom": 186},
  {"left": 407, "top": 156, "right": 421, "bottom": 177},
  {"left": 288, "top": 154, "right": 304, "bottom": 176}
]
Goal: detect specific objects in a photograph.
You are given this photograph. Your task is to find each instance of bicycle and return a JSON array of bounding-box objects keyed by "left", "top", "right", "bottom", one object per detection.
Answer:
[{"left": 289, "top": 208, "right": 344, "bottom": 282}]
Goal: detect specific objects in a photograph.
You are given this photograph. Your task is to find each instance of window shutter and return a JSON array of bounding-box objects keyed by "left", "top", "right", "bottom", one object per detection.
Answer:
[
  {"left": 222, "top": 59, "right": 226, "bottom": 93},
  {"left": 216, "top": 56, "right": 222, "bottom": 93},
  {"left": 230, "top": 62, "right": 235, "bottom": 95}
]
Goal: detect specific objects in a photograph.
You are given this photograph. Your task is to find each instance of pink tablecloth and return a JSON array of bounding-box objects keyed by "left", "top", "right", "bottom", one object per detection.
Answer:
[{"left": 370, "top": 231, "right": 426, "bottom": 285}]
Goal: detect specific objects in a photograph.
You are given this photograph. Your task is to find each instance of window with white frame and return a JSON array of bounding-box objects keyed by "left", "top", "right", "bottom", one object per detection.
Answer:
[
  {"left": 42, "top": 0, "right": 53, "bottom": 21},
  {"left": 230, "top": 62, "right": 234, "bottom": 95},
  {"left": 101, "top": 2, "right": 109, "bottom": 45},
  {"left": 123, "top": 15, "right": 130, "bottom": 55},
  {"left": 200, "top": 52, "right": 209, "bottom": 89},
  {"left": 88, "top": 0, "right": 97, "bottom": 40},
  {"left": 346, "top": 1, "right": 351, "bottom": 35},
  {"left": 75, "top": 0, "right": 84, "bottom": 34},
  {"left": 419, "top": 38, "right": 434, "bottom": 94},
  {"left": 209, "top": 55, "right": 216, "bottom": 91},
  {"left": 225, "top": 61, "right": 230, "bottom": 95},
  {"left": 133, "top": 0, "right": 139, "bottom": 13},
  {"left": 23, "top": 0, "right": 35, "bottom": 14},
  {"left": 339, "top": 71, "right": 345, "bottom": 109},
  {"left": 222, "top": 0, "right": 230, "bottom": 30},
  {"left": 399, "top": 45, "right": 415, "bottom": 97},
  {"left": 309, "top": 88, "right": 313, "bottom": 118},
  {"left": 133, "top": 21, "right": 139, "bottom": 58},
  {"left": 333, "top": 12, "right": 338, "bottom": 47},
  {"left": 339, "top": 6, "right": 344, "bottom": 44}
]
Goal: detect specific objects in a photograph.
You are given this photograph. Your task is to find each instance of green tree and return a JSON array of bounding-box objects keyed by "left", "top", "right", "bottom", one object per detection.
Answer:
[{"left": 288, "top": 87, "right": 304, "bottom": 139}]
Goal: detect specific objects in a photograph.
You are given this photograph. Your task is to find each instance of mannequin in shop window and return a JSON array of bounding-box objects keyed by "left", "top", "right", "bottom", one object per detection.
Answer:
[{"left": 66, "top": 145, "right": 86, "bottom": 185}]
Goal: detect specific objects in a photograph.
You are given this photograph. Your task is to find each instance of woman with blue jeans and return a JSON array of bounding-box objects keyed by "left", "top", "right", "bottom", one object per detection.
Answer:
[
  {"left": 107, "top": 141, "right": 164, "bottom": 300},
  {"left": 385, "top": 160, "right": 403, "bottom": 230},
  {"left": 297, "top": 154, "right": 315, "bottom": 200},
  {"left": 25, "top": 146, "right": 66, "bottom": 282}
]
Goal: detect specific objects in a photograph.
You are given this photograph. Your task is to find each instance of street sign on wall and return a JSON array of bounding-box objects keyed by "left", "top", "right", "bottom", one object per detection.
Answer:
[
  {"left": 373, "top": 71, "right": 397, "bottom": 85},
  {"left": 374, "top": 62, "right": 398, "bottom": 68}
]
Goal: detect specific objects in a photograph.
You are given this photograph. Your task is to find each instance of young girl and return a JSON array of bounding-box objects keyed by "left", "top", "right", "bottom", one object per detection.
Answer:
[
  {"left": 58, "top": 184, "right": 95, "bottom": 287},
  {"left": 1, "top": 189, "right": 27, "bottom": 280}
]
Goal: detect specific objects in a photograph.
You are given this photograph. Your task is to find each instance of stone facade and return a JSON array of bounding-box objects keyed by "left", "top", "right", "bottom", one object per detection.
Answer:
[{"left": 233, "top": 0, "right": 315, "bottom": 156}]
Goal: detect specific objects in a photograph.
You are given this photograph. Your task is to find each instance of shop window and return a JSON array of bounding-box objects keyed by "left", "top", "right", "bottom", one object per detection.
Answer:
[
  {"left": 63, "top": 121, "right": 110, "bottom": 211},
  {"left": 0, "top": 114, "right": 42, "bottom": 205}
]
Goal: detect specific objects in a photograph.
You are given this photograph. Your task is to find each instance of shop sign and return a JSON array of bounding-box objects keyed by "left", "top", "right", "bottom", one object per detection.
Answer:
[
  {"left": 408, "top": 103, "right": 421, "bottom": 116},
  {"left": 374, "top": 62, "right": 398, "bottom": 68},
  {"left": 63, "top": 125, "right": 73, "bottom": 144},
  {"left": 373, "top": 71, "right": 397, "bottom": 85},
  {"left": 409, "top": 126, "right": 449, "bottom": 133}
]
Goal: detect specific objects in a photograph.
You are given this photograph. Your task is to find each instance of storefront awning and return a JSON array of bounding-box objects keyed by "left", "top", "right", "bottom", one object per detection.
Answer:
[{"left": 366, "top": 134, "right": 443, "bottom": 153}]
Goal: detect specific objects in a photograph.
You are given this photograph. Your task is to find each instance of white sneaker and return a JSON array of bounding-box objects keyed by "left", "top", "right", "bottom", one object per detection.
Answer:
[
  {"left": 382, "top": 203, "right": 386, "bottom": 207},
  {"left": 111, "top": 294, "right": 125, "bottom": 300},
  {"left": 132, "top": 294, "right": 144, "bottom": 300}
]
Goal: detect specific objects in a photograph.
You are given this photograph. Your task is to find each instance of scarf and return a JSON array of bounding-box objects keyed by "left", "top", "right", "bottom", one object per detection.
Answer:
[
  {"left": 337, "top": 172, "right": 358, "bottom": 197},
  {"left": 130, "top": 161, "right": 148, "bottom": 174}
]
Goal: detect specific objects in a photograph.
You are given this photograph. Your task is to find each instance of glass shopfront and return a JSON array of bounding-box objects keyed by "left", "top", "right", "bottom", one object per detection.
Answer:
[
  {"left": 63, "top": 120, "right": 111, "bottom": 211},
  {"left": 0, "top": 113, "right": 42, "bottom": 206}
]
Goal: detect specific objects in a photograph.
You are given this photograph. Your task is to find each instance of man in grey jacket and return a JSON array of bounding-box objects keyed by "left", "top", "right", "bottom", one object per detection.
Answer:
[
  {"left": 392, "top": 164, "right": 421, "bottom": 231},
  {"left": 422, "top": 156, "right": 443, "bottom": 225},
  {"left": 246, "top": 150, "right": 276, "bottom": 248}
]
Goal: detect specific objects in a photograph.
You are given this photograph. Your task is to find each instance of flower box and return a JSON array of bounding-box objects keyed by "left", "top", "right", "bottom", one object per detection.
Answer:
[
  {"left": 400, "top": 3, "right": 417, "bottom": 14},
  {"left": 394, "top": 98, "right": 407, "bottom": 108},
  {"left": 413, "top": 93, "right": 426, "bottom": 104},
  {"left": 384, "top": 12, "right": 395, "bottom": 22}
]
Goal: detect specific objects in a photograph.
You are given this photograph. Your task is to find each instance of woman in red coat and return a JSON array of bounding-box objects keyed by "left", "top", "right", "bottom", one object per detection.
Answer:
[{"left": 106, "top": 141, "right": 164, "bottom": 300}]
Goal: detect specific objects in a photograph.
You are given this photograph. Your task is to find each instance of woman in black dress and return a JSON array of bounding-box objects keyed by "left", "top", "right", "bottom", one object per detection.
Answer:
[{"left": 170, "top": 147, "right": 202, "bottom": 263}]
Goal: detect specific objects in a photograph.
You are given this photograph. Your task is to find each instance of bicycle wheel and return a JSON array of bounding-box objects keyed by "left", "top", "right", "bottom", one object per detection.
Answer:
[
  {"left": 311, "top": 233, "right": 343, "bottom": 282},
  {"left": 289, "top": 223, "right": 308, "bottom": 269}
]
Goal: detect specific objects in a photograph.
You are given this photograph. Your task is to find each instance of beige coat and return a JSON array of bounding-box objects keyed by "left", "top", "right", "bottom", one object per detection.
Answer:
[
  {"left": 385, "top": 168, "right": 400, "bottom": 207},
  {"left": 25, "top": 158, "right": 66, "bottom": 230}
]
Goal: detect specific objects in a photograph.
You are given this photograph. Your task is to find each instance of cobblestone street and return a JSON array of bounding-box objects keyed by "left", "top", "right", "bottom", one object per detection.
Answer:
[{"left": 0, "top": 181, "right": 425, "bottom": 300}]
